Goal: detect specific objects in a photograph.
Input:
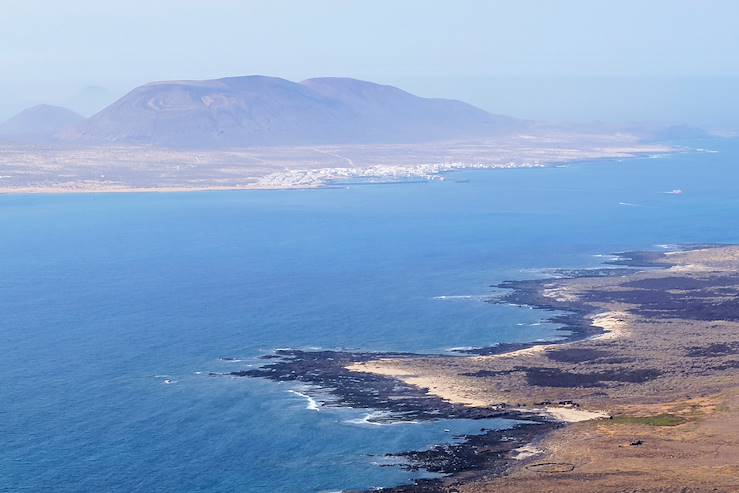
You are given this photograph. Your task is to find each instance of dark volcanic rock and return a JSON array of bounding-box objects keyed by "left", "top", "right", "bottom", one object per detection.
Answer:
[
  {"left": 234, "top": 348, "right": 558, "bottom": 493},
  {"left": 580, "top": 288, "right": 739, "bottom": 321},
  {"left": 386, "top": 423, "right": 556, "bottom": 475},
  {"left": 235, "top": 349, "right": 514, "bottom": 422},
  {"left": 545, "top": 348, "right": 613, "bottom": 363},
  {"left": 232, "top": 245, "right": 732, "bottom": 493},
  {"left": 687, "top": 342, "right": 739, "bottom": 357},
  {"left": 622, "top": 275, "right": 739, "bottom": 291},
  {"left": 523, "top": 367, "right": 663, "bottom": 387},
  {"left": 373, "top": 422, "right": 560, "bottom": 493},
  {"left": 450, "top": 283, "right": 605, "bottom": 357},
  {"left": 606, "top": 250, "right": 668, "bottom": 268}
]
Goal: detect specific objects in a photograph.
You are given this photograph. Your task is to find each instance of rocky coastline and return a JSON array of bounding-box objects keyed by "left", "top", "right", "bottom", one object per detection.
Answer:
[{"left": 232, "top": 245, "right": 739, "bottom": 492}]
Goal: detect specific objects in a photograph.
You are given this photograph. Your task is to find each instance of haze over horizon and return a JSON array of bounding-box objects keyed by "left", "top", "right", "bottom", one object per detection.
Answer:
[{"left": 2, "top": 0, "right": 739, "bottom": 128}]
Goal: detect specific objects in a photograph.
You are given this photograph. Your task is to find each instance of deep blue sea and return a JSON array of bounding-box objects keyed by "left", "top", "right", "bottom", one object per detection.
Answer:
[{"left": 2, "top": 138, "right": 738, "bottom": 493}]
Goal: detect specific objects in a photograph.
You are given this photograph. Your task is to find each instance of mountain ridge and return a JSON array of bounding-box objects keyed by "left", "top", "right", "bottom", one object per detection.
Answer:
[
  {"left": 55, "top": 75, "right": 522, "bottom": 148},
  {"left": 0, "top": 104, "right": 84, "bottom": 142}
]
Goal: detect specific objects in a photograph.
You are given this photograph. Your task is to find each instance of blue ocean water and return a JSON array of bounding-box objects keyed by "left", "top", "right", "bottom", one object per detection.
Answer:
[{"left": 2, "top": 138, "right": 739, "bottom": 493}]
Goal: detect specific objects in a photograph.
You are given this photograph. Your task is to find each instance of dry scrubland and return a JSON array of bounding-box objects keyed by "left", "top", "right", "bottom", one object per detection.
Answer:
[
  {"left": 349, "top": 247, "right": 739, "bottom": 492},
  {"left": 0, "top": 131, "right": 670, "bottom": 193}
]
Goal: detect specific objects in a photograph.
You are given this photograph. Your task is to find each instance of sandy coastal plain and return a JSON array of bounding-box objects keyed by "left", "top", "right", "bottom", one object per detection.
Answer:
[{"left": 0, "top": 131, "right": 671, "bottom": 194}]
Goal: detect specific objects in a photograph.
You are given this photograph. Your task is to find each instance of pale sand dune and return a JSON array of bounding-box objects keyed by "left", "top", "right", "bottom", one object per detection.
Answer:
[
  {"left": 512, "top": 445, "right": 543, "bottom": 460},
  {"left": 590, "top": 311, "right": 631, "bottom": 341},
  {"left": 346, "top": 361, "right": 496, "bottom": 408},
  {"left": 541, "top": 286, "right": 578, "bottom": 303},
  {"left": 477, "top": 344, "right": 551, "bottom": 360},
  {"left": 543, "top": 406, "right": 609, "bottom": 422},
  {"left": 348, "top": 360, "right": 614, "bottom": 422}
]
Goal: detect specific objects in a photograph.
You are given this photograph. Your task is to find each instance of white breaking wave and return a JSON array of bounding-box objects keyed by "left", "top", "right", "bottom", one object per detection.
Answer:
[
  {"left": 344, "top": 411, "right": 420, "bottom": 426},
  {"left": 655, "top": 243, "right": 680, "bottom": 250},
  {"left": 447, "top": 346, "right": 478, "bottom": 352},
  {"left": 433, "top": 294, "right": 490, "bottom": 301},
  {"left": 592, "top": 253, "right": 620, "bottom": 260},
  {"left": 288, "top": 390, "right": 320, "bottom": 411}
]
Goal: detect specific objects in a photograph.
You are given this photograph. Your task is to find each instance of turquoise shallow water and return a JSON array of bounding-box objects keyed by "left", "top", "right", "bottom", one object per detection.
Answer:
[{"left": 2, "top": 138, "right": 738, "bottom": 492}]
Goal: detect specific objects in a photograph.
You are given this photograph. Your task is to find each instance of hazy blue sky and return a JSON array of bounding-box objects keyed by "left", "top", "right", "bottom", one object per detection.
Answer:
[{"left": 2, "top": 0, "right": 739, "bottom": 126}]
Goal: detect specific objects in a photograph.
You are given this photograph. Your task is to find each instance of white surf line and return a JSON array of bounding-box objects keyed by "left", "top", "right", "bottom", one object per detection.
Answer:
[
  {"left": 592, "top": 253, "right": 621, "bottom": 259},
  {"left": 344, "top": 411, "right": 420, "bottom": 426},
  {"left": 152, "top": 374, "right": 177, "bottom": 384},
  {"left": 288, "top": 389, "right": 320, "bottom": 411},
  {"left": 433, "top": 294, "right": 491, "bottom": 301}
]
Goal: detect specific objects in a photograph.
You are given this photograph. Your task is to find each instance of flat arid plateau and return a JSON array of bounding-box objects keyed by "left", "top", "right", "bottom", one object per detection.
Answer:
[
  {"left": 0, "top": 131, "right": 671, "bottom": 193},
  {"left": 242, "top": 246, "right": 739, "bottom": 493}
]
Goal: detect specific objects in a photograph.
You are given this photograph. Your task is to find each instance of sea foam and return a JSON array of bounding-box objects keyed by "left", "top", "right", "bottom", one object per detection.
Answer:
[
  {"left": 433, "top": 294, "right": 490, "bottom": 301},
  {"left": 344, "top": 411, "right": 420, "bottom": 426},
  {"left": 288, "top": 390, "right": 320, "bottom": 411}
]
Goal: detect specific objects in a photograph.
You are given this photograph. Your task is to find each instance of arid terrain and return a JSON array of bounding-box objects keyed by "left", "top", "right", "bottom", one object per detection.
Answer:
[
  {"left": 345, "top": 246, "right": 739, "bottom": 492},
  {"left": 0, "top": 131, "right": 671, "bottom": 194}
]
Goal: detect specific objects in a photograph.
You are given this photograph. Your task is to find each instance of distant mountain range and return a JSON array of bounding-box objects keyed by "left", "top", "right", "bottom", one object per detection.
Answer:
[
  {"left": 0, "top": 104, "right": 84, "bottom": 142},
  {"left": 0, "top": 76, "right": 524, "bottom": 148}
]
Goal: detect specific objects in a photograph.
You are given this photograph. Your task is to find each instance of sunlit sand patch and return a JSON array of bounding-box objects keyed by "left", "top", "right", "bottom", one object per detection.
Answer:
[
  {"left": 475, "top": 344, "right": 551, "bottom": 360},
  {"left": 346, "top": 361, "right": 495, "bottom": 408},
  {"left": 541, "top": 286, "right": 578, "bottom": 302},
  {"left": 512, "top": 444, "right": 543, "bottom": 460},
  {"left": 667, "top": 263, "right": 715, "bottom": 273},
  {"left": 590, "top": 311, "right": 630, "bottom": 341},
  {"left": 543, "top": 406, "right": 609, "bottom": 422}
]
